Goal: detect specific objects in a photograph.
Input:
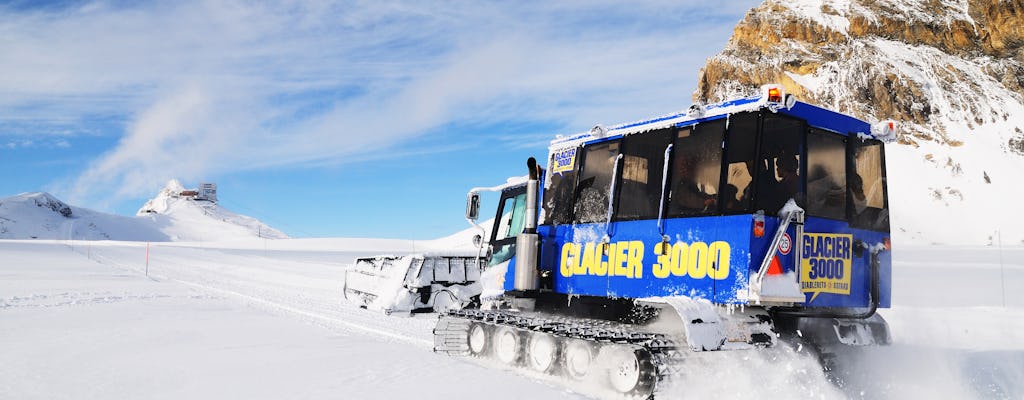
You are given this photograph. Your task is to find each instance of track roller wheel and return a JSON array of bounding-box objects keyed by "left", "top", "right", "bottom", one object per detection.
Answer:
[
  {"left": 563, "top": 339, "right": 596, "bottom": 380},
  {"left": 527, "top": 332, "right": 559, "bottom": 373},
  {"left": 494, "top": 326, "right": 522, "bottom": 365},
  {"left": 605, "top": 347, "right": 657, "bottom": 397},
  {"left": 467, "top": 323, "right": 490, "bottom": 356}
]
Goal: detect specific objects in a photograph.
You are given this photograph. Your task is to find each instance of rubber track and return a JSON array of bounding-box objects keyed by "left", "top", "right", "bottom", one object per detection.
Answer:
[{"left": 434, "top": 308, "right": 686, "bottom": 399}]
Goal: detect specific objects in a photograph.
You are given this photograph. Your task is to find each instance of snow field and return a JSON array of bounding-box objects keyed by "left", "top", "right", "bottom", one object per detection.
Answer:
[
  {"left": 1, "top": 239, "right": 1022, "bottom": 399},
  {"left": 0, "top": 240, "right": 582, "bottom": 399}
]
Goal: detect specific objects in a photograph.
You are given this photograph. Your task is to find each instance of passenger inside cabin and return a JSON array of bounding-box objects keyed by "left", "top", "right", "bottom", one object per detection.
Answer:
[
  {"left": 850, "top": 172, "right": 866, "bottom": 212},
  {"left": 741, "top": 159, "right": 773, "bottom": 205},
  {"left": 776, "top": 155, "right": 800, "bottom": 205},
  {"left": 720, "top": 184, "right": 739, "bottom": 211},
  {"left": 806, "top": 164, "right": 844, "bottom": 213},
  {"left": 670, "top": 156, "right": 715, "bottom": 214}
]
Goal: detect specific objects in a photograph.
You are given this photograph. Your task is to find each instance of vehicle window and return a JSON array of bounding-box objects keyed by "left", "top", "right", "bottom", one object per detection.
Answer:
[
  {"left": 667, "top": 119, "right": 725, "bottom": 218},
  {"left": 755, "top": 114, "right": 804, "bottom": 215},
  {"left": 496, "top": 193, "right": 527, "bottom": 240},
  {"left": 616, "top": 129, "right": 673, "bottom": 221},
  {"left": 542, "top": 148, "right": 578, "bottom": 226},
  {"left": 723, "top": 112, "right": 758, "bottom": 213},
  {"left": 573, "top": 141, "right": 620, "bottom": 224},
  {"left": 849, "top": 141, "right": 890, "bottom": 231},
  {"left": 806, "top": 128, "right": 847, "bottom": 220},
  {"left": 490, "top": 242, "right": 516, "bottom": 266},
  {"left": 490, "top": 190, "right": 526, "bottom": 266}
]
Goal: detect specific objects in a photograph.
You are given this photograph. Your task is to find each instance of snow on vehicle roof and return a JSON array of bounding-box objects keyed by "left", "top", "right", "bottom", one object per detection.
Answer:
[{"left": 549, "top": 91, "right": 877, "bottom": 149}]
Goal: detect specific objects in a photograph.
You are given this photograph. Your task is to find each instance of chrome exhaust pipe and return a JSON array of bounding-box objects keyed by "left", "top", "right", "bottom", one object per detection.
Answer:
[{"left": 514, "top": 157, "right": 541, "bottom": 291}]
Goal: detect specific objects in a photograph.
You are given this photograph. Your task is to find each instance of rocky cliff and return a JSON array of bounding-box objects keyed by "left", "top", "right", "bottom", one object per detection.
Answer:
[{"left": 696, "top": 0, "right": 1024, "bottom": 244}]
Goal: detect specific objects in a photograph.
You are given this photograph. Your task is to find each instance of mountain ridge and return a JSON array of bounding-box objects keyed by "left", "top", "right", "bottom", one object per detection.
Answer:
[{"left": 0, "top": 180, "right": 287, "bottom": 242}]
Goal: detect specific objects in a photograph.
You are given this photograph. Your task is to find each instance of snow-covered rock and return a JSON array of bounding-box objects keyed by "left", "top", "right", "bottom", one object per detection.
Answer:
[{"left": 696, "top": 0, "right": 1024, "bottom": 245}]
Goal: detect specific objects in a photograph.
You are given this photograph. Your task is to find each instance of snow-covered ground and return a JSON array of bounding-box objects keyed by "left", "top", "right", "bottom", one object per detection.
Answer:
[{"left": 1, "top": 239, "right": 1021, "bottom": 399}]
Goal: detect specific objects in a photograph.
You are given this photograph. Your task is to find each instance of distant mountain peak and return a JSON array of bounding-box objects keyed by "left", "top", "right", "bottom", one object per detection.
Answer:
[
  {"left": 137, "top": 179, "right": 216, "bottom": 216},
  {"left": 13, "top": 192, "right": 73, "bottom": 218},
  {"left": 134, "top": 179, "right": 287, "bottom": 241},
  {"left": 0, "top": 183, "right": 287, "bottom": 241}
]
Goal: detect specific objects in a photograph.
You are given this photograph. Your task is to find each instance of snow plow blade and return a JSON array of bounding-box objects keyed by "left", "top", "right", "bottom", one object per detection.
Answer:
[{"left": 343, "top": 253, "right": 486, "bottom": 314}]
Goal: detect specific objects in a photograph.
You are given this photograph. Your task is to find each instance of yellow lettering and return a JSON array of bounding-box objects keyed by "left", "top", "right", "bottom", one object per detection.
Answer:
[
  {"left": 613, "top": 242, "right": 630, "bottom": 277},
  {"left": 670, "top": 242, "right": 688, "bottom": 277},
  {"left": 688, "top": 241, "right": 708, "bottom": 279},
  {"left": 708, "top": 241, "right": 731, "bottom": 280},
  {"left": 653, "top": 242, "right": 670, "bottom": 278},
  {"left": 578, "top": 243, "right": 594, "bottom": 276},
  {"left": 593, "top": 243, "right": 610, "bottom": 276},
  {"left": 561, "top": 240, "right": 731, "bottom": 281},
  {"left": 560, "top": 243, "right": 574, "bottom": 277},
  {"left": 628, "top": 241, "right": 644, "bottom": 279}
]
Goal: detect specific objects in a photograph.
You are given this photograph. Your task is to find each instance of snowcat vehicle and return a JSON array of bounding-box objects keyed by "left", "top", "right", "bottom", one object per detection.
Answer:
[
  {"left": 343, "top": 253, "right": 486, "bottom": 314},
  {"left": 433, "top": 85, "right": 897, "bottom": 398}
]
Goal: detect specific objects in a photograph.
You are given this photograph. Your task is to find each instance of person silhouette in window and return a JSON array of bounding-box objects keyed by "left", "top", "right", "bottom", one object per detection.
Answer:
[
  {"left": 741, "top": 159, "right": 774, "bottom": 208},
  {"left": 721, "top": 183, "right": 739, "bottom": 212},
  {"left": 807, "top": 164, "right": 844, "bottom": 214},
  {"left": 775, "top": 155, "right": 800, "bottom": 208},
  {"left": 671, "top": 156, "right": 714, "bottom": 215}
]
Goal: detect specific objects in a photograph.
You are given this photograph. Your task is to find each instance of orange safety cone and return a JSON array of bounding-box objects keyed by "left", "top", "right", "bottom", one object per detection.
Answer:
[{"left": 767, "top": 255, "right": 783, "bottom": 275}]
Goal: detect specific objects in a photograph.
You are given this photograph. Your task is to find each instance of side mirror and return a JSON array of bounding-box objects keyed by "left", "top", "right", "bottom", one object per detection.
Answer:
[
  {"left": 472, "top": 234, "right": 484, "bottom": 248},
  {"left": 466, "top": 192, "right": 480, "bottom": 221}
]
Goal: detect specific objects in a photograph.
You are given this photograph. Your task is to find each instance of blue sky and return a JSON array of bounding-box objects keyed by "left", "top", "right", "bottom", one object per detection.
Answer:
[{"left": 0, "top": 0, "right": 759, "bottom": 239}]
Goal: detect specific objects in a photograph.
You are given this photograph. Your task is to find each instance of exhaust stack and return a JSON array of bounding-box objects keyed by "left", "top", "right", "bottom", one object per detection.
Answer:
[{"left": 513, "top": 157, "right": 540, "bottom": 291}]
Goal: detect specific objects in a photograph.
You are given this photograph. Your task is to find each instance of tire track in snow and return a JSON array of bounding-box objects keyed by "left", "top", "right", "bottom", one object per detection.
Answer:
[
  {"left": 70, "top": 242, "right": 435, "bottom": 349},
  {"left": 170, "top": 278, "right": 434, "bottom": 348}
]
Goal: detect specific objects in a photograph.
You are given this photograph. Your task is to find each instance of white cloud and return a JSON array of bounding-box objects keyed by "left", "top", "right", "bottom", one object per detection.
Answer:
[{"left": 0, "top": 0, "right": 760, "bottom": 206}]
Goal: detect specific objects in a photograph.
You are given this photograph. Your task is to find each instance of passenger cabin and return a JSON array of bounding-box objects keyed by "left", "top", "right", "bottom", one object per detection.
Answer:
[{"left": 507, "top": 86, "right": 894, "bottom": 310}]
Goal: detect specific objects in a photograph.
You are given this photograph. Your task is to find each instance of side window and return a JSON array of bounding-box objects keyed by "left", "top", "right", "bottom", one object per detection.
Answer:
[
  {"left": 616, "top": 129, "right": 673, "bottom": 221},
  {"left": 849, "top": 141, "right": 890, "bottom": 231},
  {"left": 490, "top": 191, "right": 526, "bottom": 266},
  {"left": 573, "top": 141, "right": 620, "bottom": 224},
  {"left": 723, "top": 112, "right": 758, "bottom": 213},
  {"left": 542, "top": 148, "right": 579, "bottom": 226},
  {"left": 755, "top": 114, "right": 805, "bottom": 215},
  {"left": 667, "top": 119, "right": 725, "bottom": 217},
  {"left": 806, "top": 128, "right": 847, "bottom": 220},
  {"left": 496, "top": 193, "right": 527, "bottom": 240}
]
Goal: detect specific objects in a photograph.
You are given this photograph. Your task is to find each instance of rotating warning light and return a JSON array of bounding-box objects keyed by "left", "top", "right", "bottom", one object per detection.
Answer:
[
  {"left": 762, "top": 84, "right": 791, "bottom": 109},
  {"left": 871, "top": 120, "right": 899, "bottom": 143}
]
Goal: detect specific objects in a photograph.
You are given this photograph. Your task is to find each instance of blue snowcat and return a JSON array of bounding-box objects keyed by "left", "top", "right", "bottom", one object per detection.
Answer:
[{"left": 434, "top": 85, "right": 896, "bottom": 398}]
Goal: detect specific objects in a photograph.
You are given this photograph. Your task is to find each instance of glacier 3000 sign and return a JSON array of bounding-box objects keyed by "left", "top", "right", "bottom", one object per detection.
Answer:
[{"left": 558, "top": 240, "right": 730, "bottom": 281}]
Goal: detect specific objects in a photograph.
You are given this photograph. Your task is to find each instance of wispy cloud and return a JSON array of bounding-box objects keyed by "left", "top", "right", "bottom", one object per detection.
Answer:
[
  {"left": 0, "top": 0, "right": 758, "bottom": 206},
  {"left": 3, "top": 138, "right": 72, "bottom": 150}
]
